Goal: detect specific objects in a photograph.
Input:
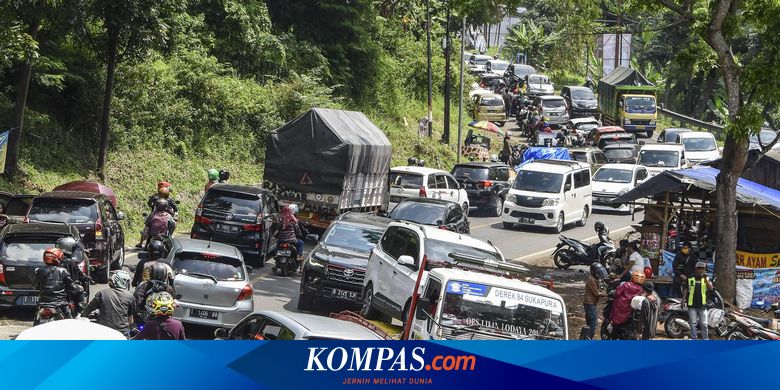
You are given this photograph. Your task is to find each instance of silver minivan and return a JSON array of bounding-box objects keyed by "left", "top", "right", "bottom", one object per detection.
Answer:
[{"left": 169, "top": 238, "right": 254, "bottom": 328}]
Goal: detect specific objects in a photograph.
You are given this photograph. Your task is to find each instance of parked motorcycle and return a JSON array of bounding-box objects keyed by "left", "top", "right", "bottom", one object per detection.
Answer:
[
  {"left": 552, "top": 235, "right": 615, "bottom": 269},
  {"left": 725, "top": 304, "right": 780, "bottom": 340},
  {"left": 662, "top": 300, "right": 729, "bottom": 338}
]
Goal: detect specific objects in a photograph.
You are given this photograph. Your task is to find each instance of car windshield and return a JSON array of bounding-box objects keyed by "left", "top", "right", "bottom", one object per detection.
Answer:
[
  {"left": 390, "top": 202, "right": 447, "bottom": 225},
  {"left": 639, "top": 150, "right": 679, "bottom": 167},
  {"left": 452, "top": 166, "right": 489, "bottom": 181},
  {"left": 424, "top": 240, "right": 502, "bottom": 265},
  {"left": 322, "top": 223, "right": 383, "bottom": 253},
  {"left": 202, "top": 191, "right": 260, "bottom": 215},
  {"left": 625, "top": 96, "right": 655, "bottom": 107},
  {"left": 750, "top": 130, "right": 777, "bottom": 145},
  {"left": 490, "top": 62, "right": 508, "bottom": 71},
  {"left": 172, "top": 253, "right": 244, "bottom": 281},
  {"left": 389, "top": 172, "right": 423, "bottom": 189},
  {"left": 474, "top": 58, "right": 489, "bottom": 65},
  {"left": 529, "top": 76, "right": 549, "bottom": 85},
  {"left": 513, "top": 65, "right": 535, "bottom": 77},
  {"left": 604, "top": 148, "right": 635, "bottom": 160},
  {"left": 576, "top": 124, "right": 598, "bottom": 133},
  {"left": 512, "top": 170, "right": 563, "bottom": 193},
  {"left": 571, "top": 89, "right": 595, "bottom": 100},
  {"left": 480, "top": 97, "right": 504, "bottom": 106},
  {"left": 28, "top": 199, "right": 97, "bottom": 224},
  {"left": 440, "top": 280, "right": 565, "bottom": 340},
  {"left": 571, "top": 152, "right": 587, "bottom": 162},
  {"left": 593, "top": 168, "right": 633, "bottom": 183},
  {"left": 542, "top": 99, "right": 565, "bottom": 108},
  {"left": 682, "top": 137, "right": 717, "bottom": 151},
  {"left": 0, "top": 242, "right": 53, "bottom": 263}
]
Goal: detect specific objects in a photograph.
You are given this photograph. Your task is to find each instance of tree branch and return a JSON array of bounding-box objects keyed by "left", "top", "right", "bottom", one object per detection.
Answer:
[
  {"left": 654, "top": 0, "right": 687, "bottom": 17},
  {"left": 760, "top": 105, "right": 780, "bottom": 153}
]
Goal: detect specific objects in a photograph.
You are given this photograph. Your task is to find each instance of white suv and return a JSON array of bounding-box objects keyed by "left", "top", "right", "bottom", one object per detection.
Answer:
[
  {"left": 501, "top": 160, "right": 592, "bottom": 233},
  {"left": 389, "top": 166, "right": 470, "bottom": 213},
  {"left": 361, "top": 221, "right": 504, "bottom": 322}
]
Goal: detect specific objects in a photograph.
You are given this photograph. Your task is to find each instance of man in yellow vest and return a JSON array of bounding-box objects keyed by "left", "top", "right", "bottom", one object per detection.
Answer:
[{"left": 682, "top": 262, "right": 714, "bottom": 340}]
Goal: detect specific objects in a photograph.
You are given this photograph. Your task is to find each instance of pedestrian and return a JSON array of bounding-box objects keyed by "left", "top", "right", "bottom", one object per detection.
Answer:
[
  {"left": 640, "top": 281, "right": 659, "bottom": 340},
  {"left": 583, "top": 262, "right": 608, "bottom": 339},
  {"left": 672, "top": 241, "right": 696, "bottom": 297},
  {"left": 682, "top": 262, "right": 713, "bottom": 340},
  {"left": 499, "top": 134, "right": 511, "bottom": 164},
  {"left": 82, "top": 271, "right": 136, "bottom": 334},
  {"left": 619, "top": 241, "right": 644, "bottom": 282}
]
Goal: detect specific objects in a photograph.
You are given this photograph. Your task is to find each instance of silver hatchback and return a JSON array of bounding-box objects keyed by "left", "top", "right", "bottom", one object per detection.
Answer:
[{"left": 168, "top": 238, "right": 254, "bottom": 328}]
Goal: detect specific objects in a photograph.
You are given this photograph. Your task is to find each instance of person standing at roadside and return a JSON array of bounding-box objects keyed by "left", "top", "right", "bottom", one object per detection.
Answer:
[
  {"left": 682, "top": 262, "right": 713, "bottom": 340},
  {"left": 620, "top": 241, "right": 644, "bottom": 282},
  {"left": 672, "top": 241, "right": 697, "bottom": 297},
  {"left": 582, "top": 262, "right": 608, "bottom": 339}
]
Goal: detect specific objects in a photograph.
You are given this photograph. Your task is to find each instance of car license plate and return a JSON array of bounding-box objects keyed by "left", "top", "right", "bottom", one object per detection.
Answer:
[
  {"left": 518, "top": 217, "right": 535, "bottom": 224},
  {"left": 215, "top": 224, "right": 238, "bottom": 233},
  {"left": 549, "top": 112, "right": 559, "bottom": 116},
  {"left": 636, "top": 125, "right": 645, "bottom": 129},
  {"left": 596, "top": 197, "right": 610, "bottom": 203},
  {"left": 331, "top": 288, "right": 359, "bottom": 300},
  {"left": 17, "top": 296, "right": 38, "bottom": 306},
  {"left": 277, "top": 249, "right": 292, "bottom": 257},
  {"left": 191, "top": 309, "right": 219, "bottom": 320}
]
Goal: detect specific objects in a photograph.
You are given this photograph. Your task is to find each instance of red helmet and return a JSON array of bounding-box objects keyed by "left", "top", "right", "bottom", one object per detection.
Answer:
[{"left": 43, "top": 248, "right": 64, "bottom": 266}]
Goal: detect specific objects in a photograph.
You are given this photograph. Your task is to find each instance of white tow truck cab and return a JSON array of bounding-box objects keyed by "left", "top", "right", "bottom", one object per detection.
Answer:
[{"left": 409, "top": 257, "right": 568, "bottom": 340}]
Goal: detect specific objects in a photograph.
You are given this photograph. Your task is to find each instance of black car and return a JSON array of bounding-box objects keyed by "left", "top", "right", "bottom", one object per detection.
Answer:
[
  {"left": 389, "top": 197, "right": 470, "bottom": 234},
  {"left": 298, "top": 212, "right": 389, "bottom": 311},
  {"left": 0, "top": 192, "right": 34, "bottom": 229},
  {"left": 27, "top": 192, "right": 125, "bottom": 283},
  {"left": 451, "top": 162, "right": 513, "bottom": 217},
  {"left": 0, "top": 223, "right": 87, "bottom": 308},
  {"left": 602, "top": 143, "right": 639, "bottom": 164},
  {"left": 191, "top": 184, "right": 280, "bottom": 267},
  {"left": 656, "top": 127, "right": 692, "bottom": 143},
  {"left": 561, "top": 86, "right": 598, "bottom": 118},
  {"left": 597, "top": 133, "right": 637, "bottom": 150}
]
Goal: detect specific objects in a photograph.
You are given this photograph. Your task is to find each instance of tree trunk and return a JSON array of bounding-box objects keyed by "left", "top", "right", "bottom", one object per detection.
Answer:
[
  {"left": 6, "top": 18, "right": 42, "bottom": 178},
  {"left": 97, "top": 25, "right": 119, "bottom": 181}
]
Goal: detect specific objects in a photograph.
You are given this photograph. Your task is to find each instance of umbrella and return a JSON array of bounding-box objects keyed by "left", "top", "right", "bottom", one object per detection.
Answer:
[
  {"left": 15, "top": 319, "right": 126, "bottom": 340},
  {"left": 53, "top": 181, "right": 118, "bottom": 207},
  {"left": 468, "top": 121, "right": 504, "bottom": 136}
]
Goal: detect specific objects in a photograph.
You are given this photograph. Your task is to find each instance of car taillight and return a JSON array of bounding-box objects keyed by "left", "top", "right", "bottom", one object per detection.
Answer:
[
  {"left": 41, "top": 308, "right": 55, "bottom": 318},
  {"left": 195, "top": 204, "right": 203, "bottom": 217},
  {"left": 419, "top": 186, "right": 427, "bottom": 198},
  {"left": 237, "top": 284, "right": 253, "bottom": 301},
  {"left": 95, "top": 218, "right": 103, "bottom": 239},
  {"left": 0, "top": 264, "right": 4, "bottom": 285},
  {"left": 479, "top": 180, "right": 493, "bottom": 188},
  {"left": 195, "top": 215, "right": 212, "bottom": 225},
  {"left": 279, "top": 242, "right": 290, "bottom": 249},
  {"left": 243, "top": 213, "right": 264, "bottom": 232}
]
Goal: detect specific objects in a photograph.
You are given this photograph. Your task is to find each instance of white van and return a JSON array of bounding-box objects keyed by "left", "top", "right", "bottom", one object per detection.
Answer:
[
  {"left": 637, "top": 144, "right": 688, "bottom": 177},
  {"left": 501, "top": 160, "right": 592, "bottom": 233},
  {"left": 676, "top": 132, "right": 720, "bottom": 164},
  {"left": 388, "top": 166, "right": 470, "bottom": 213},
  {"left": 410, "top": 267, "right": 568, "bottom": 340}
]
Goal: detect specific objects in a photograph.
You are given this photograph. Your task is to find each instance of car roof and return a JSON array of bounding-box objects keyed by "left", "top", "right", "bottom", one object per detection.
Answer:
[
  {"left": 663, "top": 128, "right": 692, "bottom": 133},
  {"left": 565, "top": 86, "right": 592, "bottom": 91},
  {"left": 569, "top": 147, "right": 602, "bottom": 153},
  {"left": 521, "top": 159, "right": 590, "bottom": 173},
  {"left": 487, "top": 60, "right": 508, "bottom": 65},
  {"left": 388, "top": 221, "right": 500, "bottom": 254},
  {"left": 471, "top": 89, "right": 496, "bottom": 97},
  {"left": 334, "top": 212, "right": 391, "bottom": 229},
  {"left": 391, "top": 166, "right": 448, "bottom": 175},
  {"left": 4, "top": 222, "right": 81, "bottom": 237},
  {"left": 603, "top": 143, "right": 638, "bottom": 149},
  {"left": 596, "top": 126, "right": 625, "bottom": 132},
  {"left": 529, "top": 73, "right": 549, "bottom": 78},
  {"left": 429, "top": 268, "right": 565, "bottom": 303},
  {"left": 479, "top": 93, "right": 503, "bottom": 99},
  {"left": 678, "top": 132, "right": 716, "bottom": 139},
  {"left": 453, "top": 162, "right": 509, "bottom": 168},
  {"left": 171, "top": 237, "right": 242, "bottom": 258},
  {"left": 597, "top": 163, "right": 643, "bottom": 171},
  {"left": 538, "top": 95, "right": 564, "bottom": 100},
  {"left": 208, "top": 184, "right": 270, "bottom": 196},
  {"left": 568, "top": 117, "right": 599, "bottom": 125},
  {"left": 35, "top": 191, "right": 104, "bottom": 201},
  {"left": 396, "top": 197, "right": 454, "bottom": 207},
  {"left": 641, "top": 144, "right": 685, "bottom": 151},
  {"left": 256, "top": 310, "right": 383, "bottom": 340}
]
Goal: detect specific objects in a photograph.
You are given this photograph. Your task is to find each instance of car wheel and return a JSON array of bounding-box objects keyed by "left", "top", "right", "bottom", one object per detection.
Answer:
[
  {"left": 664, "top": 314, "right": 687, "bottom": 339},
  {"left": 111, "top": 246, "right": 125, "bottom": 270},
  {"left": 502, "top": 222, "right": 513, "bottom": 229},
  {"left": 297, "top": 293, "right": 314, "bottom": 311},
  {"left": 554, "top": 212, "right": 565, "bottom": 233},
  {"left": 576, "top": 206, "right": 589, "bottom": 227},
  {"left": 360, "top": 284, "right": 381, "bottom": 320},
  {"left": 492, "top": 197, "right": 503, "bottom": 217}
]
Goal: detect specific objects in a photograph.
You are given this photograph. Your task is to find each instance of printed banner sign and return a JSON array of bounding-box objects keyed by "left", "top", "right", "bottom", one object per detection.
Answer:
[
  {"left": 736, "top": 250, "right": 780, "bottom": 268},
  {"left": 0, "top": 130, "right": 9, "bottom": 173}
]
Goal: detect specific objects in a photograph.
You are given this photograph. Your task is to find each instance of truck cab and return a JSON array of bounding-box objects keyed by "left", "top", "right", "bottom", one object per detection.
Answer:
[
  {"left": 618, "top": 94, "right": 657, "bottom": 138},
  {"left": 410, "top": 267, "right": 568, "bottom": 340}
]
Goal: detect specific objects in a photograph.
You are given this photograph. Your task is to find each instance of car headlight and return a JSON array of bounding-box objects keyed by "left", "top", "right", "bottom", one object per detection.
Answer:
[
  {"left": 624, "top": 118, "right": 632, "bottom": 124},
  {"left": 572, "top": 102, "right": 580, "bottom": 108},
  {"left": 307, "top": 254, "right": 327, "bottom": 270},
  {"left": 541, "top": 198, "right": 559, "bottom": 207}
]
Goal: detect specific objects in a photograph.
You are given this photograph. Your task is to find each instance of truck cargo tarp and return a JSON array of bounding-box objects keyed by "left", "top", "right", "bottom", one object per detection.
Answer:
[
  {"left": 612, "top": 167, "right": 780, "bottom": 213},
  {"left": 514, "top": 147, "right": 571, "bottom": 171},
  {"left": 264, "top": 108, "right": 392, "bottom": 194}
]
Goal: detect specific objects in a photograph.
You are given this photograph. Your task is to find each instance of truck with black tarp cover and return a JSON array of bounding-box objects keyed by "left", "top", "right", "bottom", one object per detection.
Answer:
[{"left": 263, "top": 108, "right": 392, "bottom": 228}]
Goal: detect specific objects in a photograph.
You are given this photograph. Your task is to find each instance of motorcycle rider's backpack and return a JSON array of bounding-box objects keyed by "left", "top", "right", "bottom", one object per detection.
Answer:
[
  {"left": 609, "top": 282, "right": 644, "bottom": 326},
  {"left": 148, "top": 212, "right": 170, "bottom": 236}
]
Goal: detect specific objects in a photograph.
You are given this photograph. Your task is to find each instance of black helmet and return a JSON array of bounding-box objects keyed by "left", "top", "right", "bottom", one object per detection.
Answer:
[
  {"left": 417, "top": 159, "right": 426, "bottom": 167},
  {"left": 594, "top": 221, "right": 606, "bottom": 233},
  {"left": 149, "top": 262, "right": 169, "bottom": 283},
  {"left": 148, "top": 240, "right": 166, "bottom": 259},
  {"left": 590, "top": 262, "right": 608, "bottom": 280},
  {"left": 407, "top": 157, "right": 417, "bottom": 166},
  {"left": 218, "top": 169, "right": 230, "bottom": 182},
  {"left": 56, "top": 236, "right": 78, "bottom": 257}
]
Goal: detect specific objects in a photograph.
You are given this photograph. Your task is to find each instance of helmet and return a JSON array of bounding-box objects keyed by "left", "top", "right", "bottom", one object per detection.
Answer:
[
  {"left": 157, "top": 186, "right": 170, "bottom": 199},
  {"left": 146, "top": 291, "right": 175, "bottom": 317},
  {"left": 218, "top": 170, "right": 230, "bottom": 182},
  {"left": 288, "top": 204, "right": 299, "bottom": 215},
  {"left": 158, "top": 181, "right": 172, "bottom": 191},
  {"left": 208, "top": 169, "right": 219, "bottom": 181},
  {"left": 590, "top": 262, "right": 608, "bottom": 280},
  {"left": 155, "top": 198, "right": 169, "bottom": 212},
  {"left": 417, "top": 159, "right": 425, "bottom": 167},
  {"left": 148, "top": 240, "right": 166, "bottom": 259},
  {"left": 149, "top": 262, "right": 170, "bottom": 283},
  {"left": 407, "top": 157, "right": 417, "bottom": 166},
  {"left": 43, "top": 248, "right": 64, "bottom": 266},
  {"left": 630, "top": 295, "right": 647, "bottom": 310},
  {"left": 594, "top": 221, "right": 606, "bottom": 233},
  {"left": 631, "top": 271, "right": 646, "bottom": 285},
  {"left": 695, "top": 261, "right": 707, "bottom": 269},
  {"left": 642, "top": 281, "right": 655, "bottom": 293},
  {"left": 109, "top": 270, "right": 132, "bottom": 290},
  {"left": 55, "top": 236, "right": 78, "bottom": 257}
]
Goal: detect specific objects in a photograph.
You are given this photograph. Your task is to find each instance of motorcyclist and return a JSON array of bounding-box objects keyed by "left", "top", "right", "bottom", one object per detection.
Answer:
[
  {"left": 143, "top": 199, "right": 176, "bottom": 247},
  {"left": 606, "top": 271, "right": 646, "bottom": 339},
  {"left": 218, "top": 169, "right": 230, "bottom": 183},
  {"left": 639, "top": 281, "right": 659, "bottom": 340},
  {"left": 205, "top": 169, "right": 219, "bottom": 192},
  {"left": 277, "top": 205, "right": 308, "bottom": 262},
  {"left": 134, "top": 262, "right": 175, "bottom": 325},
  {"left": 82, "top": 270, "right": 136, "bottom": 334},
  {"left": 136, "top": 184, "right": 177, "bottom": 248},
  {"left": 33, "top": 248, "right": 77, "bottom": 323},
  {"left": 619, "top": 241, "right": 644, "bottom": 282},
  {"left": 592, "top": 222, "right": 612, "bottom": 261},
  {"left": 132, "top": 240, "right": 167, "bottom": 287},
  {"left": 55, "top": 236, "right": 92, "bottom": 316},
  {"left": 132, "top": 292, "right": 186, "bottom": 340}
]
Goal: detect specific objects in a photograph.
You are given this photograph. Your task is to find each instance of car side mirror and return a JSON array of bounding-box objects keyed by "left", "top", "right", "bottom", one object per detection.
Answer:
[
  {"left": 564, "top": 183, "right": 572, "bottom": 192},
  {"left": 214, "top": 328, "right": 229, "bottom": 339},
  {"left": 416, "top": 297, "right": 432, "bottom": 320},
  {"left": 305, "top": 234, "right": 320, "bottom": 242},
  {"left": 639, "top": 141, "right": 646, "bottom": 145},
  {"left": 398, "top": 255, "right": 416, "bottom": 268},
  {"left": 116, "top": 212, "right": 125, "bottom": 221}
]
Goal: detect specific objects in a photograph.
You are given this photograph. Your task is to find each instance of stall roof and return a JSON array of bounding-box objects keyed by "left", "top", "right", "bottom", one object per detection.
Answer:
[{"left": 613, "top": 167, "right": 780, "bottom": 213}]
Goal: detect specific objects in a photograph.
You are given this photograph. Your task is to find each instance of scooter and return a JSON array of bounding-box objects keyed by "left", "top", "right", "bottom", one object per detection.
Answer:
[
  {"left": 552, "top": 235, "right": 615, "bottom": 269},
  {"left": 34, "top": 302, "right": 71, "bottom": 326},
  {"left": 725, "top": 304, "right": 780, "bottom": 340},
  {"left": 662, "top": 300, "right": 729, "bottom": 338},
  {"left": 273, "top": 233, "right": 319, "bottom": 277}
]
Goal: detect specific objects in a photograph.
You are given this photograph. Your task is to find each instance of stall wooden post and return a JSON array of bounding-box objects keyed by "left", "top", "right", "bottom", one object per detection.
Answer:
[{"left": 660, "top": 191, "right": 670, "bottom": 251}]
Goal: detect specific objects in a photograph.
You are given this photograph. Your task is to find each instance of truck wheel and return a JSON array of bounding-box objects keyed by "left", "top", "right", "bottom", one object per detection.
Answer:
[{"left": 360, "top": 284, "right": 381, "bottom": 320}]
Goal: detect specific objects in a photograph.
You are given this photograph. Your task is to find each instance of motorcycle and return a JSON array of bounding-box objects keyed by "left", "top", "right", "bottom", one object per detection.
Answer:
[
  {"left": 599, "top": 279, "right": 647, "bottom": 340},
  {"left": 273, "top": 233, "right": 319, "bottom": 277},
  {"left": 662, "top": 299, "right": 729, "bottom": 338},
  {"left": 552, "top": 235, "right": 615, "bottom": 269},
  {"left": 34, "top": 302, "right": 71, "bottom": 326},
  {"left": 725, "top": 304, "right": 780, "bottom": 340}
]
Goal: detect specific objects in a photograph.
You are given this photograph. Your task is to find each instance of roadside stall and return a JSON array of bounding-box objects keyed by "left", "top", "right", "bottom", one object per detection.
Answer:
[
  {"left": 463, "top": 121, "right": 504, "bottom": 161},
  {"left": 613, "top": 167, "right": 780, "bottom": 307}
]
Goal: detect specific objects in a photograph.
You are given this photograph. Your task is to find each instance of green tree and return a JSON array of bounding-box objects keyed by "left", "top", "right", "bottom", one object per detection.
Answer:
[{"left": 501, "top": 21, "right": 558, "bottom": 70}]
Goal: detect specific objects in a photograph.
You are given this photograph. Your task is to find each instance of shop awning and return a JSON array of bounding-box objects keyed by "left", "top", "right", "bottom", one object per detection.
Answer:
[{"left": 612, "top": 167, "right": 780, "bottom": 213}]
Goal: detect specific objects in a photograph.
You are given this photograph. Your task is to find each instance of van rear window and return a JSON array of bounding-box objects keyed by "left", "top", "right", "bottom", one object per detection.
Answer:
[
  {"left": 28, "top": 199, "right": 97, "bottom": 224},
  {"left": 202, "top": 190, "right": 261, "bottom": 216}
]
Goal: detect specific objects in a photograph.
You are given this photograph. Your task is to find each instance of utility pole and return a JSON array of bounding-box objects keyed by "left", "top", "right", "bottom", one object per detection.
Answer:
[
  {"left": 426, "top": 0, "right": 433, "bottom": 137},
  {"left": 442, "top": 2, "right": 451, "bottom": 144},
  {"left": 615, "top": 0, "right": 622, "bottom": 70},
  {"left": 457, "top": 16, "right": 466, "bottom": 163}
]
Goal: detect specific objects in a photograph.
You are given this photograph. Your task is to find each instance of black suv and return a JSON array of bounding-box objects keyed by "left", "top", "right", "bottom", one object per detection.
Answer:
[
  {"left": 451, "top": 162, "right": 513, "bottom": 216},
  {"left": 191, "top": 184, "right": 280, "bottom": 267},
  {"left": 561, "top": 86, "right": 598, "bottom": 118},
  {"left": 27, "top": 192, "right": 125, "bottom": 283},
  {"left": 298, "top": 212, "right": 389, "bottom": 311},
  {"left": 0, "top": 224, "right": 87, "bottom": 308}
]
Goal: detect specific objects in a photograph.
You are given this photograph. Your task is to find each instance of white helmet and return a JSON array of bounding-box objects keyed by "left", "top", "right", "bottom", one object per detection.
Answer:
[
  {"left": 288, "top": 204, "right": 299, "bottom": 215},
  {"left": 630, "top": 295, "right": 647, "bottom": 311}
]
